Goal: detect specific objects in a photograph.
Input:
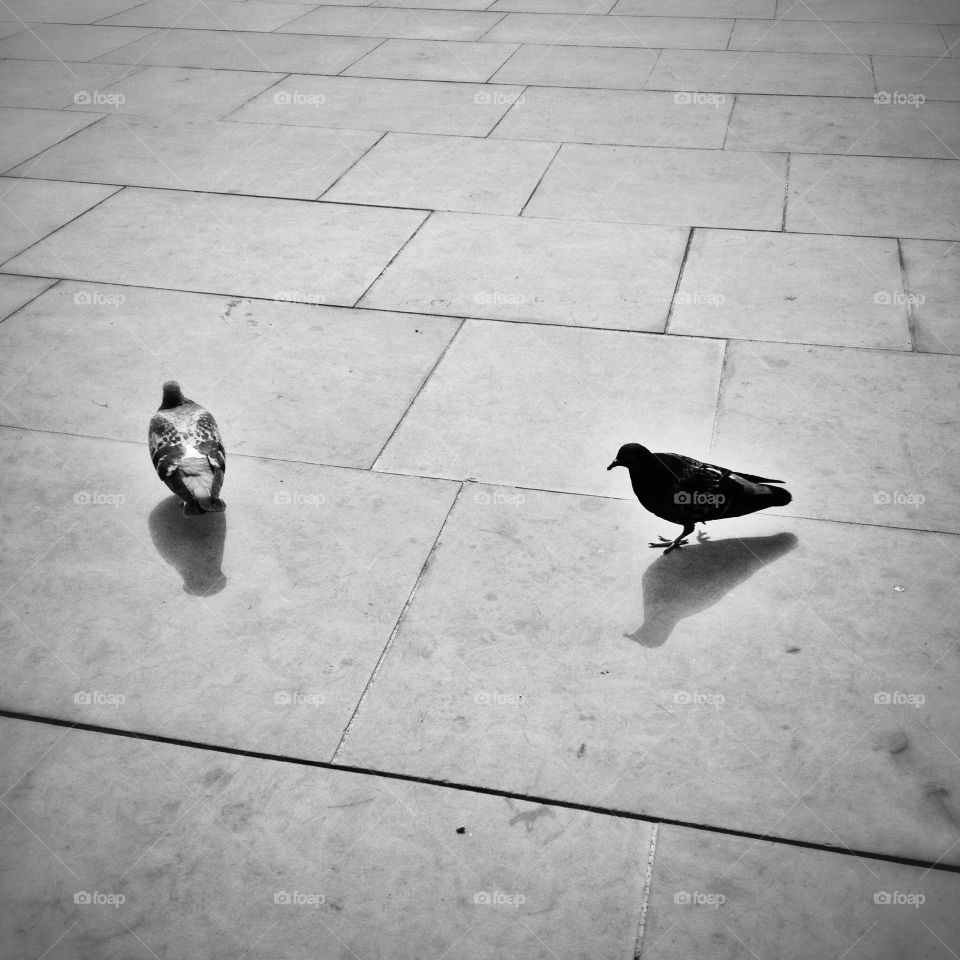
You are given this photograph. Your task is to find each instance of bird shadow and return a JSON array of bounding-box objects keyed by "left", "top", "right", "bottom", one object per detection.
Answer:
[
  {"left": 623, "top": 532, "right": 798, "bottom": 649},
  {"left": 148, "top": 496, "right": 227, "bottom": 597}
]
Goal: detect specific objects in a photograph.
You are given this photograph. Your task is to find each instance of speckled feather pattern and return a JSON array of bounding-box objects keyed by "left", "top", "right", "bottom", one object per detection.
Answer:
[{"left": 148, "top": 397, "right": 225, "bottom": 505}]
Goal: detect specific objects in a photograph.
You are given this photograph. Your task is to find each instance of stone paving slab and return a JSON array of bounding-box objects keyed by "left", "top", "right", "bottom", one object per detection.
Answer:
[
  {"left": 0, "top": 59, "right": 144, "bottom": 109},
  {"left": 0, "top": 177, "right": 118, "bottom": 265},
  {"left": 323, "top": 132, "right": 558, "bottom": 214},
  {"left": 525, "top": 143, "right": 787, "bottom": 229},
  {"left": 373, "top": 319, "right": 723, "bottom": 489},
  {"left": 0, "top": 717, "right": 652, "bottom": 960},
  {"left": 0, "top": 23, "right": 154, "bottom": 61},
  {"left": 901, "top": 239, "right": 960, "bottom": 355},
  {"left": 275, "top": 6, "right": 506, "bottom": 40},
  {"left": 342, "top": 37, "right": 519, "bottom": 82},
  {"left": 2, "top": 187, "right": 427, "bottom": 305},
  {"left": 0, "top": 281, "right": 458, "bottom": 466},
  {"left": 11, "top": 114, "right": 381, "bottom": 199},
  {"left": 729, "top": 18, "right": 948, "bottom": 56},
  {"left": 102, "top": 0, "right": 319, "bottom": 31},
  {"left": 0, "top": 106, "right": 101, "bottom": 172},
  {"left": 231, "top": 74, "right": 524, "bottom": 136},
  {"left": 669, "top": 229, "right": 912, "bottom": 350},
  {"left": 488, "top": 42, "right": 659, "bottom": 88},
  {"left": 0, "top": 428, "right": 459, "bottom": 759},
  {"left": 95, "top": 27, "right": 383, "bottom": 73},
  {"left": 360, "top": 213, "right": 690, "bottom": 330},
  {"left": 787, "top": 155, "right": 960, "bottom": 241},
  {"left": 643, "top": 825, "right": 960, "bottom": 960}
]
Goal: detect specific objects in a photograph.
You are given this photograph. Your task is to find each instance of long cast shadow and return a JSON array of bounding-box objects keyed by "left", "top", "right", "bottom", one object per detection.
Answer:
[
  {"left": 149, "top": 496, "right": 227, "bottom": 597},
  {"left": 624, "top": 532, "right": 798, "bottom": 649}
]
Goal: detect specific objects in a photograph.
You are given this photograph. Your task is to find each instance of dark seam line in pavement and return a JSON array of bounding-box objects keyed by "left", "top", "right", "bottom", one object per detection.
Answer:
[
  {"left": 517, "top": 139, "right": 561, "bottom": 216},
  {"left": 780, "top": 150, "right": 791, "bottom": 231},
  {"left": 868, "top": 53, "right": 878, "bottom": 96},
  {"left": 349, "top": 208, "right": 433, "bottom": 308},
  {"left": 482, "top": 41, "right": 522, "bottom": 83},
  {"left": 720, "top": 91, "right": 735, "bottom": 150},
  {"left": 708, "top": 338, "right": 730, "bottom": 456},
  {"left": 0, "top": 182, "right": 124, "bottom": 272},
  {"left": 473, "top": 11, "right": 509, "bottom": 42},
  {"left": 330, "top": 482, "right": 465, "bottom": 761},
  {"left": 0, "top": 114, "right": 110, "bottom": 180},
  {"left": 218, "top": 70, "right": 293, "bottom": 121},
  {"left": 483, "top": 83, "right": 529, "bottom": 139},
  {"left": 334, "top": 36, "right": 388, "bottom": 76},
  {"left": 368, "top": 317, "right": 466, "bottom": 470},
  {"left": 3, "top": 707, "right": 959, "bottom": 875},
  {"left": 661, "top": 225, "right": 694, "bottom": 335},
  {"left": 0, "top": 277, "right": 59, "bottom": 325},
  {"left": 640, "top": 47, "right": 664, "bottom": 91},
  {"left": 87, "top": 0, "right": 154, "bottom": 27},
  {"left": 897, "top": 238, "right": 919, "bottom": 352},
  {"left": 315, "top": 130, "right": 389, "bottom": 200}
]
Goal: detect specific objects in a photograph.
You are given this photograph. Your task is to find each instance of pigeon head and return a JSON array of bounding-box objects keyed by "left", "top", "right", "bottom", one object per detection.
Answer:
[
  {"left": 607, "top": 443, "right": 653, "bottom": 471},
  {"left": 160, "top": 381, "right": 186, "bottom": 409}
]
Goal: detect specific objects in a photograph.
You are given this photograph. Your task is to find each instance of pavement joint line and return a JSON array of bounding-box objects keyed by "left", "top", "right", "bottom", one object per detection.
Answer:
[{"left": 2, "top": 707, "right": 958, "bottom": 875}]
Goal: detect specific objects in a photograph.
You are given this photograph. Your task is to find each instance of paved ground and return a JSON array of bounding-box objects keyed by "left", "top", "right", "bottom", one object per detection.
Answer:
[{"left": 2, "top": 0, "right": 960, "bottom": 957}]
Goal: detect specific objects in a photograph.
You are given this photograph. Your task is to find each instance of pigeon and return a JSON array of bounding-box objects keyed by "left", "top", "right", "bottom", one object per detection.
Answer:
[
  {"left": 149, "top": 381, "right": 226, "bottom": 515},
  {"left": 607, "top": 443, "right": 791, "bottom": 553}
]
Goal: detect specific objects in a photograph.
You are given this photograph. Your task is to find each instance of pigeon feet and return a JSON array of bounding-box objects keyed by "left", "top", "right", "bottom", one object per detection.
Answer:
[{"left": 649, "top": 535, "right": 689, "bottom": 553}]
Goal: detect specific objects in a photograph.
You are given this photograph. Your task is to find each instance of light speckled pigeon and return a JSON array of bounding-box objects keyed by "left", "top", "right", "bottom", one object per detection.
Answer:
[
  {"left": 607, "top": 443, "right": 791, "bottom": 553},
  {"left": 149, "top": 381, "right": 225, "bottom": 516}
]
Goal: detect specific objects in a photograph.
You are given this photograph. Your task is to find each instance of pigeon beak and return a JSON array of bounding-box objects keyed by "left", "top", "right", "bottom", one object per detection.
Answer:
[{"left": 606, "top": 460, "right": 621, "bottom": 471}]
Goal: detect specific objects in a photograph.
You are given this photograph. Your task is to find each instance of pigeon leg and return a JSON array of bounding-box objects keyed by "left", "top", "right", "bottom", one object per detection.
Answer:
[{"left": 649, "top": 524, "right": 696, "bottom": 553}]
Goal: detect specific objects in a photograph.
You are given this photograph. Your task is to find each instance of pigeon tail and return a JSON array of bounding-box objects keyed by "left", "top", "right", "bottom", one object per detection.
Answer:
[{"left": 178, "top": 458, "right": 221, "bottom": 504}]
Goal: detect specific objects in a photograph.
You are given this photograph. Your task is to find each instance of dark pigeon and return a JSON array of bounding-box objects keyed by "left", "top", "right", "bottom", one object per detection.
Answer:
[
  {"left": 607, "top": 443, "right": 791, "bottom": 553},
  {"left": 148, "top": 381, "right": 226, "bottom": 516}
]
